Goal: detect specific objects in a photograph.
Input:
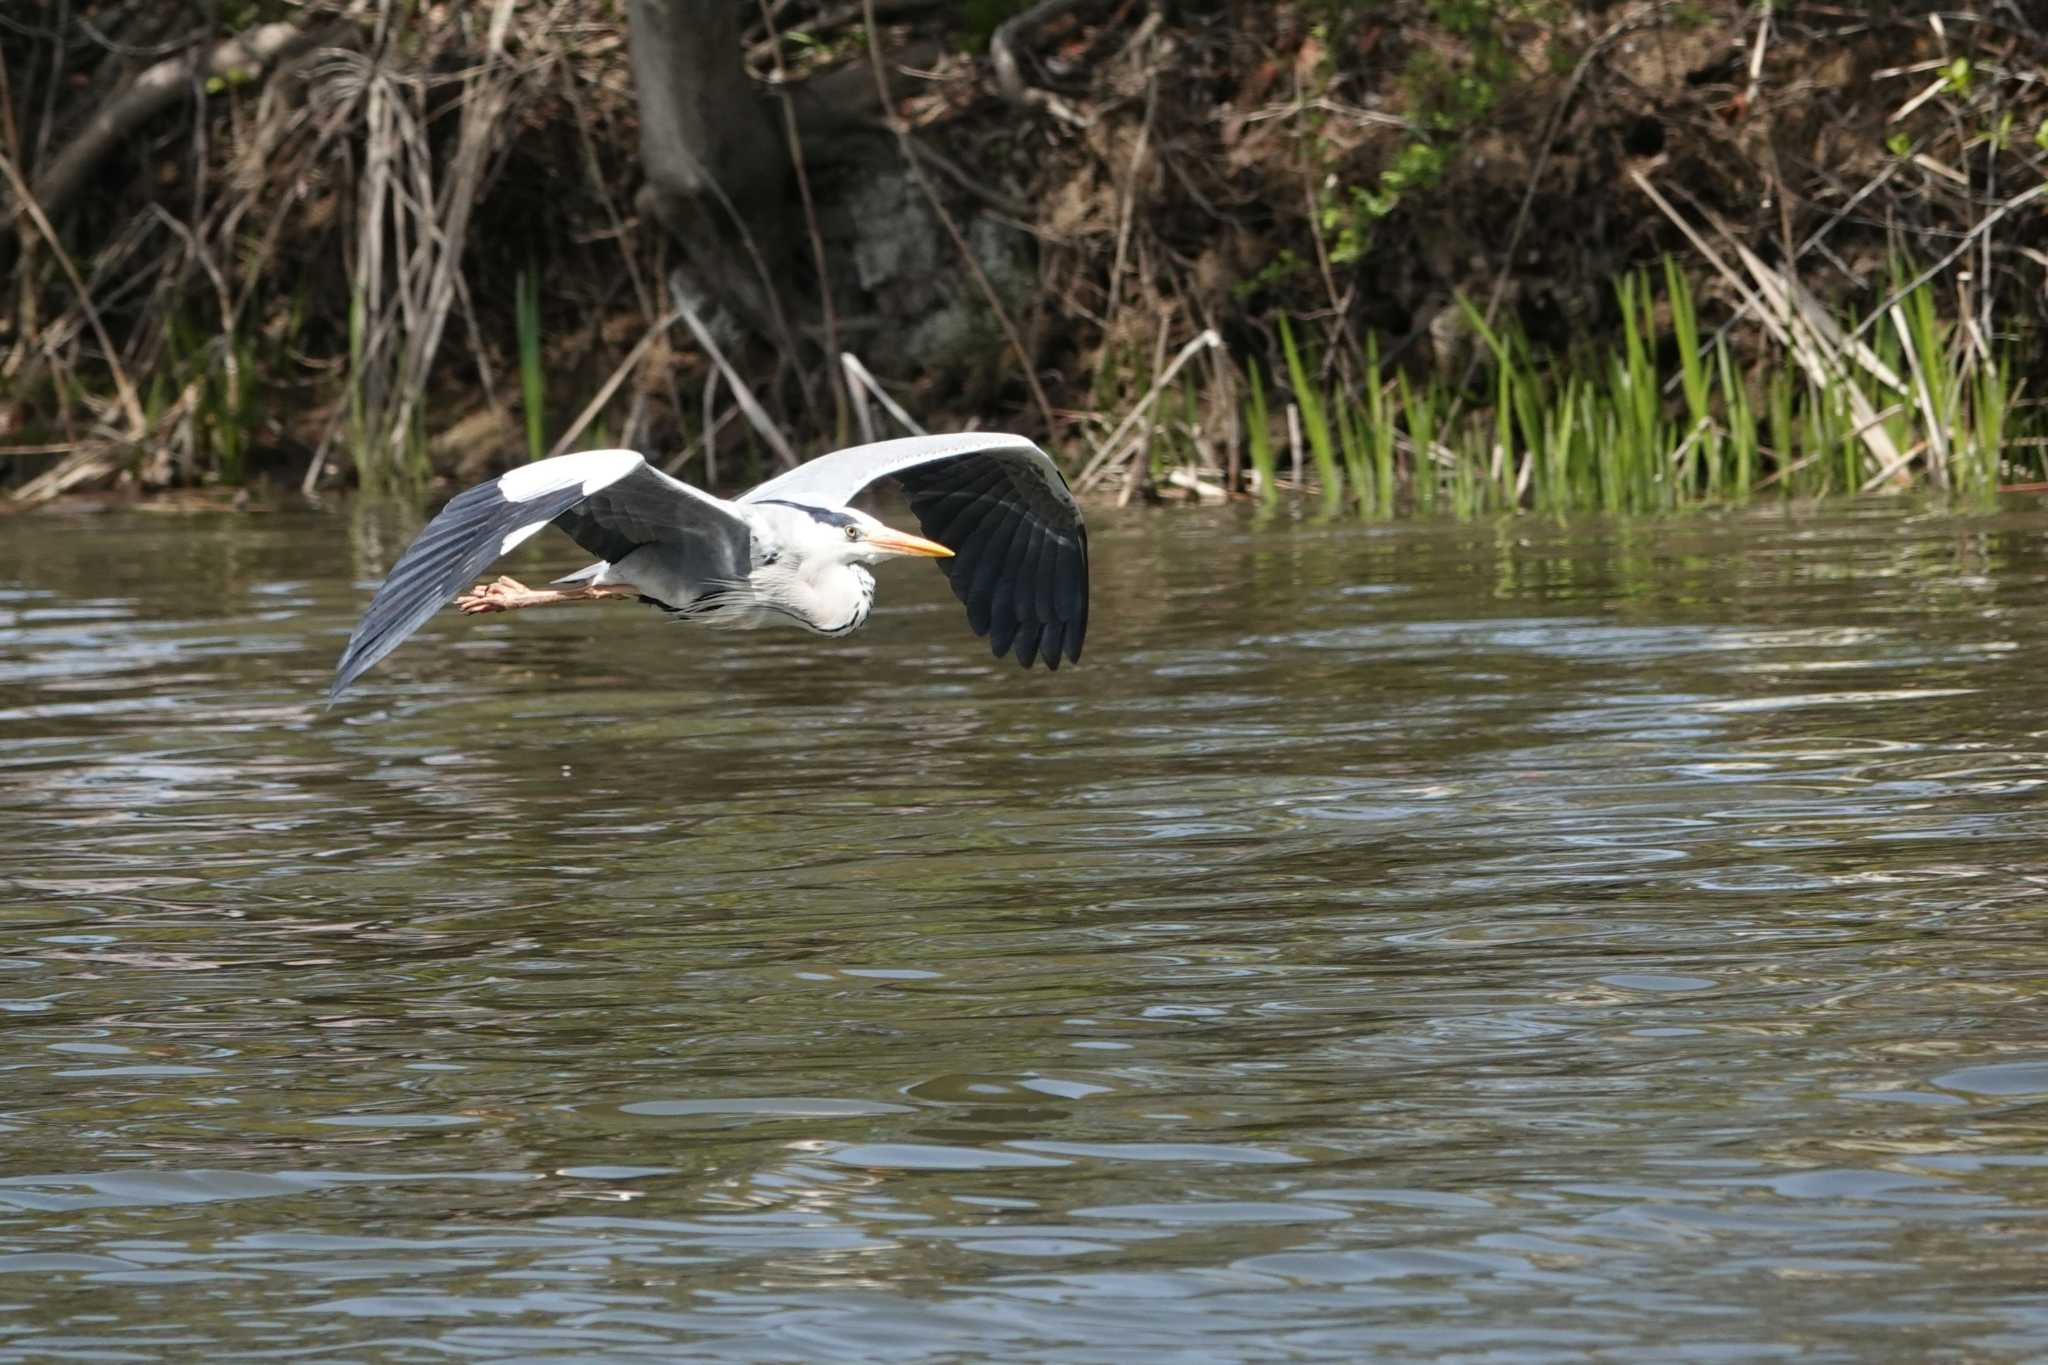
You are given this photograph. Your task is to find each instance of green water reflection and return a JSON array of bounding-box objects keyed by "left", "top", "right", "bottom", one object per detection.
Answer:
[{"left": 2, "top": 501, "right": 2047, "bottom": 1358}]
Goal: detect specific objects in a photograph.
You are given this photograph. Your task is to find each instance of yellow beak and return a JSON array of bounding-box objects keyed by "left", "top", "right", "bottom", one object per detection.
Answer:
[{"left": 868, "top": 527, "right": 954, "bottom": 557}]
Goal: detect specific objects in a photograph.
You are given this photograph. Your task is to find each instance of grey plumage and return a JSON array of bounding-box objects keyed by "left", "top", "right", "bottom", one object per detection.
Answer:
[
  {"left": 329, "top": 433, "right": 1089, "bottom": 701},
  {"left": 742, "top": 435, "right": 1087, "bottom": 668}
]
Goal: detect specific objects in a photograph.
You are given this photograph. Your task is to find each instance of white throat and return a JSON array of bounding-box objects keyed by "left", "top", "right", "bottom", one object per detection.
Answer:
[{"left": 733, "top": 504, "right": 883, "bottom": 636}]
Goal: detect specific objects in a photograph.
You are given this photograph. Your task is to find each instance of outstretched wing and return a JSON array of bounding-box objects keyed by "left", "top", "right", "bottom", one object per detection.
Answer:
[
  {"left": 329, "top": 450, "right": 751, "bottom": 700},
  {"left": 742, "top": 434, "right": 1088, "bottom": 669}
]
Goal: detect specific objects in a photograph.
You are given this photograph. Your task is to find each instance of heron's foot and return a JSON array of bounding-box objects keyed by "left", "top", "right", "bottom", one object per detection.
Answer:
[
  {"left": 457, "top": 576, "right": 546, "bottom": 614},
  {"left": 457, "top": 576, "right": 637, "bottom": 615}
]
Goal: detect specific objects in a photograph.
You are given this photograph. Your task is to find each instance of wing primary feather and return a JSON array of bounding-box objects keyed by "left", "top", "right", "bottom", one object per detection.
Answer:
[
  {"left": 332, "top": 483, "right": 554, "bottom": 698},
  {"left": 1030, "top": 531, "right": 1063, "bottom": 664},
  {"left": 1010, "top": 519, "right": 1059, "bottom": 670},
  {"left": 953, "top": 481, "right": 1025, "bottom": 580},
  {"left": 1038, "top": 619, "right": 1066, "bottom": 671},
  {"left": 733, "top": 436, "right": 1089, "bottom": 670},
  {"left": 1010, "top": 620, "right": 1043, "bottom": 669},
  {"left": 907, "top": 466, "right": 1009, "bottom": 610},
  {"left": 965, "top": 505, "right": 1026, "bottom": 640},
  {"left": 1051, "top": 528, "right": 1083, "bottom": 623},
  {"left": 329, "top": 452, "right": 663, "bottom": 700},
  {"left": 1011, "top": 515, "right": 1046, "bottom": 620},
  {"left": 988, "top": 592, "right": 1020, "bottom": 658},
  {"left": 913, "top": 464, "right": 1005, "bottom": 542},
  {"left": 987, "top": 511, "right": 1029, "bottom": 656},
  {"left": 1066, "top": 529, "right": 1089, "bottom": 662},
  {"left": 922, "top": 469, "right": 1008, "bottom": 557}
]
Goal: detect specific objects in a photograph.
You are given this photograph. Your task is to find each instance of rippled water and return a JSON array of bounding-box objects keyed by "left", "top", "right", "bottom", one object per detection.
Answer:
[{"left": 5, "top": 500, "right": 2048, "bottom": 1359}]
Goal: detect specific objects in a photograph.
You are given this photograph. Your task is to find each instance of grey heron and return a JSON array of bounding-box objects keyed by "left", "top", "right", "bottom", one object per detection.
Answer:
[{"left": 329, "top": 432, "right": 1089, "bottom": 699}]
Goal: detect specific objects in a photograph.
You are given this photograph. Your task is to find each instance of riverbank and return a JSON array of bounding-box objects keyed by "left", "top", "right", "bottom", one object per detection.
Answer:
[{"left": 4, "top": 2, "right": 2044, "bottom": 513}]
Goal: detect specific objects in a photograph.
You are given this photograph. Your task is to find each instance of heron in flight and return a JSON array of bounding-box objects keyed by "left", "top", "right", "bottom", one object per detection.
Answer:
[{"left": 329, "top": 433, "right": 1089, "bottom": 699}]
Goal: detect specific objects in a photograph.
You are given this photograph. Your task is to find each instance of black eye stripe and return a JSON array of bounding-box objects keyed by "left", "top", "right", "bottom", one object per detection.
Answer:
[{"left": 758, "top": 499, "right": 858, "bottom": 529}]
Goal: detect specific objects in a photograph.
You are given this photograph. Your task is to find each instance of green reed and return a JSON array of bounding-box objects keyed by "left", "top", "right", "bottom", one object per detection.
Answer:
[
  {"left": 1278, "top": 315, "right": 1345, "bottom": 514},
  {"left": 1244, "top": 360, "right": 1277, "bottom": 501},
  {"left": 516, "top": 268, "right": 547, "bottom": 463},
  {"left": 1248, "top": 258, "right": 2040, "bottom": 519}
]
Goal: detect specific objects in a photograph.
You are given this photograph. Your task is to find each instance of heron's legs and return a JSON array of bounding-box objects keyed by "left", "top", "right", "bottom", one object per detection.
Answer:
[{"left": 456, "top": 575, "right": 638, "bottom": 615}]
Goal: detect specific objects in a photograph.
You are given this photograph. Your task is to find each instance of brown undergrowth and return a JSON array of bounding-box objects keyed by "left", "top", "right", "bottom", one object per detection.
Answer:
[{"left": 2, "top": 2, "right": 2045, "bottom": 508}]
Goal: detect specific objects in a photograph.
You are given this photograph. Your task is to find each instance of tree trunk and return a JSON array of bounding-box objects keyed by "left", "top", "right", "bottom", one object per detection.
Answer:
[
  {"left": 624, "top": 4, "right": 1036, "bottom": 421},
  {"left": 626, "top": 0, "right": 794, "bottom": 343}
]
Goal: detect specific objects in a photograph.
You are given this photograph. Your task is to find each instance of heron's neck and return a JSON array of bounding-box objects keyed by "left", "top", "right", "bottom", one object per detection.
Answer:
[{"left": 791, "top": 560, "right": 875, "bottom": 636}]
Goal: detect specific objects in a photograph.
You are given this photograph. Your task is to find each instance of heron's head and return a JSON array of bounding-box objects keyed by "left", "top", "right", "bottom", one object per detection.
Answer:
[{"left": 780, "top": 504, "right": 954, "bottom": 566}]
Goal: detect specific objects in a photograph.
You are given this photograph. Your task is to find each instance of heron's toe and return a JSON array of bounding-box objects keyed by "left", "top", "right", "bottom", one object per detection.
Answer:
[{"left": 456, "top": 578, "right": 522, "bottom": 614}]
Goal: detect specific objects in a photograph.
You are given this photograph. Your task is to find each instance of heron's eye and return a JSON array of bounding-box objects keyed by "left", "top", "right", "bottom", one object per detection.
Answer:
[{"left": 845, "top": 525, "right": 862, "bottom": 541}]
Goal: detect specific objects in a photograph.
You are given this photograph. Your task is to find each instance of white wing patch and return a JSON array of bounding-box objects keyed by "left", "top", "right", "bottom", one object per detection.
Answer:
[
  {"left": 499, "top": 519, "right": 552, "bottom": 555},
  {"left": 736, "top": 432, "right": 1045, "bottom": 507},
  {"left": 496, "top": 449, "right": 644, "bottom": 503}
]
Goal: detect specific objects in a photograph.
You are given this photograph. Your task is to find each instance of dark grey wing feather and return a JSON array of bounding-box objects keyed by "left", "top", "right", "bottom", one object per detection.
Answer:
[
  {"left": 329, "top": 450, "right": 746, "bottom": 700},
  {"left": 977, "top": 507, "right": 1027, "bottom": 658},
  {"left": 899, "top": 451, "right": 1086, "bottom": 669},
  {"left": 1038, "top": 617, "right": 1066, "bottom": 671},
  {"left": 741, "top": 434, "right": 1087, "bottom": 669},
  {"left": 1028, "top": 523, "right": 1061, "bottom": 669},
  {"left": 556, "top": 470, "right": 751, "bottom": 570},
  {"left": 328, "top": 477, "right": 589, "bottom": 701}
]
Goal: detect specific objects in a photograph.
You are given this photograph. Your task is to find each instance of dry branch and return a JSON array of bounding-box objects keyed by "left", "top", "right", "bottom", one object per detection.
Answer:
[
  {"left": 1074, "top": 328, "right": 1220, "bottom": 491},
  {"left": 989, "top": 0, "right": 1094, "bottom": 127},
  {"left": 840, "top": 352, "right": 926, "bottom": 437},
  {"left": 671, "top": 273, "right": 797, "bottom": 469},
  {"left": 23, "top": 21, "right": 339, "bottom": 226},
  {"left": 861, "top": 0, "right": 1058, "bottom": 438},
  {"left": 0, "top": 153, "right": 145, "bottom": 441}
]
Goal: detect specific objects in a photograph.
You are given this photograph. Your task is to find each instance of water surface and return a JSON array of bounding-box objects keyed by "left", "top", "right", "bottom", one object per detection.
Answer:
[{"left": 3, "top": 500, "right": 2048, "bottom": 1359}]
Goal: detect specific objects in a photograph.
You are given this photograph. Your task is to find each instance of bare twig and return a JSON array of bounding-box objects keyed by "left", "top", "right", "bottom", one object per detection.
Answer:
[
  {"left": 11, "top": 448, "right": 122, "bottom": 503},
  {"left": 1294, "top": 65, "right": 1346, "bottom": 343},
  {"left": 1729, "top": 242, "right": 1905, "bottom": 476},
  {"left": 861, "top": 0, "right": 1059, "bottom": 437},
  {"left": 757, "top": 0, "right": 845, "bottom": 441},
  {"left": 846, "top": 362, "right": 876, "bottom": 443},
  {"left": 907, "top": 139, "right": 1032, "bottom": 220},
  {"left": 1104, "top": 69, "right": 1157, "bottom": 337},
  {"left": 0, "top": 152, "right": 146, "bottom": 438},
  {"left": 1116, "top": 309, "right": 1173, "bottom": 507},
  {"left": 664, "top": 401, "right": 739, "bottom": 476},
  {"left": 701, "top": 364, "right": 723, "bottom": 485},
  {"left": 22, "top": 21, "right": 337, "bottom": 225},
  {"left": 551, "top": 307, "right": 685, "bottom": 457},
  {"left": 1848, "top": 182, "right": 2048, "bottom": 345},
  {"left": 671, "top": 272, "right": 797, "bottom": 469},
  {"left": 840, "top": 352, "right": 927, "bottom": 436},
  {"left": 1074, "top": 327, "right": 1220, "bottom": 490},
  {"left": 1467, "top": 5, "right": 1670, "bottom": 385},
  {"left": 745, "top": 0, "right": 946, "bottom": 66},
  {"left": 989, "top": 0, "right": 1094, "bottom": 127},
  {"left": 557, "top": 56, "right": 650, "bottom": 319},
  {"left": 1743, "top": 0, "right": 1770, "bottom": 108}
]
